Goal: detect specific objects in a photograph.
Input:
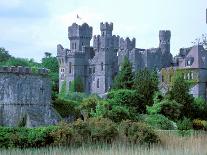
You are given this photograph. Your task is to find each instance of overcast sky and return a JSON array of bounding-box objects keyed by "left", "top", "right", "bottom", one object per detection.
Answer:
[{"left": 0, "top": 0, "right": 206, "bottom": 62}]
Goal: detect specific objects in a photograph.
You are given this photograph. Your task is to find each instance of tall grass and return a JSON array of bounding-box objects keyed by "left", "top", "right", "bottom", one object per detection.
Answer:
[{"left": 0, "top": 130, "right": 207, "bottom": 155}]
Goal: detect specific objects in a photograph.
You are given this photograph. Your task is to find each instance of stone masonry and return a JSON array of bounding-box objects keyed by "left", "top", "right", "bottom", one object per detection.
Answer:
[
  {"left": 0, "top": 66, "right": 61, "bottom": 127},
  {"left": 57, "top": 22, "right": 173, "bottom": 95}
]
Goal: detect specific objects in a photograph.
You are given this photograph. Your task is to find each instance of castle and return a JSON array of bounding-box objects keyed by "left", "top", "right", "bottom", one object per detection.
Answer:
[
  {"left": 57, "top": 22, "right": 173, "bottom": 95},
  {"left": 0, "top": 66, "right": 60, "bottom": 127}
]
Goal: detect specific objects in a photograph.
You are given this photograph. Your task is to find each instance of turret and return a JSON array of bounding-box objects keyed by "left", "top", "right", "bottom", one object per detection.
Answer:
[
  {"left": 100, "top": 22, "right": 113, "bottom": 37},
  {"left": 68, "top": 23, "right": 92, "bottom": 51},
  {"left": 159, "top": 30, "right": 171, "bottom": 54}
]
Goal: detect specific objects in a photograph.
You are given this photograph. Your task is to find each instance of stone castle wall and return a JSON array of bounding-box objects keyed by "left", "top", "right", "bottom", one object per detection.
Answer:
[{"left": 0, "top": 66, "right": 60, "bottom": 127}]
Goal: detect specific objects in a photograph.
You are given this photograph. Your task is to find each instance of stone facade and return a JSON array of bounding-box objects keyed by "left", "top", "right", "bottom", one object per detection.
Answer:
[
  {"left": 57, "top": 22, "right": 173, "bottom": 95},
  {"left": 161, "top": 45, "right": 207, "bottom": 100},
  {"left": 0, "top": 66, "right": 61, "bottom": 127}
]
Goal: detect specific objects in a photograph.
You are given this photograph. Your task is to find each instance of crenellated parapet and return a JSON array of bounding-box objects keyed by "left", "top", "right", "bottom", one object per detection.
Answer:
[
  {"left": 100, "top": 22, "right": 113, "bottom": 31},
  {"left": 68, "top": 23, "right": 92, "bottom": 40},
  {"left": 0, "top": 66, "right": 49, "bottom": 75},
  {"left": 119, "top": 37, "right": 136, "bottom": 51}
]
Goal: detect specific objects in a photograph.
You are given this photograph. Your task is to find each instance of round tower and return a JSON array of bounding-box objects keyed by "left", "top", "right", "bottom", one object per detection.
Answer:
[
  {"left": 68, "top": 23, "right": 92, "bottom": 51},
  {"left": 159, "top": 30, "right": 171, "bottom": 54}
]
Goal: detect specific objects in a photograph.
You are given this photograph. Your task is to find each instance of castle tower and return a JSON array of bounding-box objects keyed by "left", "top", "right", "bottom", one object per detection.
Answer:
[
  {"left": 90, "top": 22, "right": 118, "bottom": 95},
  {"left": 100, "top": 22, "right": 113, "bottom": 37},
  {"left": 159, "top": 30, "right": 172, "bottom": 68},
  {"left": 68, "top": 23, "right": 92, "bottom": 51},
  {"left": 159, "top": 30, "right": 171, "bottom": 54}
]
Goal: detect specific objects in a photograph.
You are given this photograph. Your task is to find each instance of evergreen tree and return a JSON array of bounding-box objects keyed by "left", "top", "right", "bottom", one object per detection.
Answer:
[
  {"left": 134, "top": 68, "right": 158, "bottom": 106},
  {"left": 169, "top": 73, "right": 194, "bottom": 118},
  {"left": 112, "top": 57, "right": 134, "bottom": 89}
]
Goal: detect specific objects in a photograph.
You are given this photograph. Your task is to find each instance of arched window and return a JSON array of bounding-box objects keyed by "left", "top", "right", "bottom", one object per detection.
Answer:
[
  {"left": 97, "top": 79, "right": 99, "bottom": 88},
  {"left": 101, "top": 62, "right": 104, "bottom": 71},
  {"left": 69, "top": 62, "right": 72, "bottom": 73}
]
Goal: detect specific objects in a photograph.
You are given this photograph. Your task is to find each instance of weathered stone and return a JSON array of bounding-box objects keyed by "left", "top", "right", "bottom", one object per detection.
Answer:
[{"left": 0, "top": 69, "right": 61, "bottom": 127}]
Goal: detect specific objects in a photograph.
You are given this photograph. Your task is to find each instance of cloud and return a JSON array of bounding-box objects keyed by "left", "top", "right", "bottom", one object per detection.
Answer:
[{"left": 0, "top": 0, "right": 49, "bottom": 18}]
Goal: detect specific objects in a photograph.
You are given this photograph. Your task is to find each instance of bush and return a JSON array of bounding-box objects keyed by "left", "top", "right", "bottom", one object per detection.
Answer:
[
  {"left": 91, "top": 100, "right": 139, "bottom": 123},
  {"left": 87, "top": 118, "right": 118, "bottom": 143},
  {"left": 147, "top": 99, "right": 182, "bottom": 120},
  {"left": 177, "top": 117, "right": 193, "bottom": 130},
  {"left": 192, "top": 97, "right": 207, "bottom": 119},
  {"left": 143, "top": 114, "right": 176, "bottom": 130},
  {"left": 53, "top": 98, "right": 80, "bottom": 118},
  {"left": 0, "top": 126, "right": 58, "bottom": 148},
  {"left": 107, "top": 89, "right": 145, "bottom": 113},
  {"left": 118, "top": 120, "right": 159, "bottom": 144},
  {"left": 192, "top": 119, "right": 207, "bottom": 130}
]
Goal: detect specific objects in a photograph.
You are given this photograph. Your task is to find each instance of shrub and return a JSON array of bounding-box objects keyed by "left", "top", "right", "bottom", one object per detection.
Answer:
[
  {"left": 192, "top": 97, "right": 207, "bottom": 119},
  {"left": 192, "top": 119, "right": 207, "bottom": 130},
  {"left": 87, "top": 118, "right": 118, "bottom": 143},
  {"left": 118, "top": 120, "right": 159, "bottom": 144},
  {"left": 107, "top": 89, "right": 145, "bottom": 113},
  {"left": 50, "top": 122, "right": 73, "bottom": 145},
  {"left": 177, "top": 117, "right": 193, "bottom": 130},
  {"left": 143, "top": 114, "right": 176, "bottom": 130},
  {"left": 70, "top": 119, "right": 91, "bottom": 143},
  {"left": 91, "top": 100, "right": 139, "bottom": 122},
  {"left": 53, "top": 98, "right": 80, "bottom": 118},
  {"left": 147, "top": 99, "right": 182, "bottom": 120}
]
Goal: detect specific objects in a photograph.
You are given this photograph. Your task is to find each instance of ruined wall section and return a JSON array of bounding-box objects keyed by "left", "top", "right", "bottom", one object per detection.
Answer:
[{"left": 0, "top": 66, "right": 60, "bottom": 127}]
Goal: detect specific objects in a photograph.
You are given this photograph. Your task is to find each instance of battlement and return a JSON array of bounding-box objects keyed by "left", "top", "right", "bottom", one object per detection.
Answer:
[
  {"left": 159, "top": 30, "right": 171, "bottom": 39},
  {"left": 0, "top": 66, "right": 49, "bottom": 75},
  {"left": 119, "top": 37, "right": 136, "bottom": 50},
  {"left": 100, "top": 22, "right": 113, "bottom": 31},
  {"left": 68, "top": 23, "right": 92, "bottom": 39}
]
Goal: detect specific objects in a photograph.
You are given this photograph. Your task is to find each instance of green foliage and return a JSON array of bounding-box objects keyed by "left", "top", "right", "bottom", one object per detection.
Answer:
[
  {"left": 143, "top": 114, "right": 176, "bottom": 130},
  {"left": 69, "top": 76, "right": 84, "bottom": 92},
  {"left": 53, "top": 98, "right": 80, "bottom": 118},
  {"left": 192, "top": 97, "right": 207, "bottom": 119},
  {"left": 17, "top": 115, "right": 27, "bottom": 127},
  {"left": 118, "top": 120, "right": 159, "bottom": 144},
  {"left": 192, "top": 119, "right": 207, "bottom": 130},
  {"left": 59, "top": 81, "right": 67, "bottom": 99},
  {"left": 177, "top": 117, "right": 193, "bottom": 130},
  {"left": 147, "top": 99, "right": 182, "bottom": 121},
  {"left": 107, "top": 89, "right": 145, "bottom": 113},
  {"left": 0, "top": 48, "right": 12, "bottom": 63},
  {"left": 87, "top": 118, "right": 118, "bottom": 143},
  {"left": 91, "top": 101, "right": 137, "bottom": 123},
  {"left": 112, "top": 57, "right": 134, "bottom": 89},
  {"left": 134, "top": 68, "right": 158, "bottom": 106},
  {"left": 169, "top": 73, "right": 194, "bottom": 118},
  {"left": 0, "top": 126, "right": 57, "bottom": 148}
]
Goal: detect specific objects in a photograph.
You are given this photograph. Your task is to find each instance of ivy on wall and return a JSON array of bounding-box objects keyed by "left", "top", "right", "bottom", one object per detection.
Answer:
[{"left": 161, "top": 67, "right": 199, "bottom": 88}]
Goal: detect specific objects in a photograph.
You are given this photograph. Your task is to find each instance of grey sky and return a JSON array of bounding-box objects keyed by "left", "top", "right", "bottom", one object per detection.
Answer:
[{"left": 0, "top": 0, "right": 206, "bottom": 61}]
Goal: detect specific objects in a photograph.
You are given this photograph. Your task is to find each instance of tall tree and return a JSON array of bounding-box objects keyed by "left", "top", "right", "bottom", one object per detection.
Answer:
[
  {"left": 112, "top": 57, "right": 134, "bottom": 89},
  {"left": 169, "top": 73, "right": 194, "bottom": 118},
  {"left": 134, "top": 68, "right": 158, "bottom": 106}
]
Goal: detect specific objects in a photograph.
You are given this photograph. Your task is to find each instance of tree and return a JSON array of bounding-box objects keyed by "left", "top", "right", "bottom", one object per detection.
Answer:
[
  {"left": 168, "top": 73, "right": 194, "bottom": 118},
  {"left": 0, "top": 48, "right": 12, "bottom": 63},
  {"left": 42, "top": 52, "right": 59, "bottom": 100},
  {"left": 133, "top": 68, "right": 158, "bottom": 106},
  {"left": 112, "top": 57, "right": 134, "bottom": 89}
]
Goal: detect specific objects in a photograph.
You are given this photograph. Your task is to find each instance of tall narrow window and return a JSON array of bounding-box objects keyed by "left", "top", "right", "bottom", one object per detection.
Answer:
[
  {"left": 69, "top": 62, "right": 72, "bottom": 73},
  {"left": 97, "top": 79, "right": 99, "bottom": 88},
  {"left": 74, "top": 43, "right": 76, "bottom": 49},
  {"left": 101, "top": 62, "right": 103, "bottom": 71},
  {"left": 93, "top": 67, "right": 95, "bottom": 73}
]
